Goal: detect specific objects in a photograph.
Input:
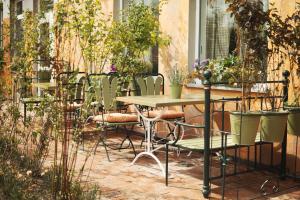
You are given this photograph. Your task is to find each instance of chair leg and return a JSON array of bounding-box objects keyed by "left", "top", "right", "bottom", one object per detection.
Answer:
[
  {"left": 166, "top": 123, "right": 175, "bottom": 140},
  {"left": 94, "top": 128, "right": 111, "bottom": 162},
  {"left": 119, "top": 136, "right": 127, "bottom": 150},
  {"left": 101, "top": 137, "right": 111, "bottom": 162},
  {"left": 166, "top": 143, "right": 169, "bottom": 186},
  {"left": 140, "top": 119, "right": 146, "bottom": 148},
  {"left": 128, "top": 136, "right": 137, "bottom": 157},
  {"left": 119, "top": 125, "right": 137, "bottom": 157}
]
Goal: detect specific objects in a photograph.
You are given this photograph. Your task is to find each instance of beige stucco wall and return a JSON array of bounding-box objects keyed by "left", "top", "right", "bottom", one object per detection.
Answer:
[
  {"left": 269, "top": 0, "right": 300, "bottom": 103},
  {"left": 159, "top": 0, "right": 190, "bottom": 91}
]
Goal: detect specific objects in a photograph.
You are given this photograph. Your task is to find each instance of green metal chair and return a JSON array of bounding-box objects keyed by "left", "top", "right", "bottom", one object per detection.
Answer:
[
  {"left": 136, "top": 75, "right": 163, "bottom": 96},
  {"left": 136, "top": 74, "right": 185, "bottom": 144},
  {"left": 19, "top": 71, "right": 51, "bottom": 123},
  {"left": 90, "top": 76, "right": 140, "bottom": 161},
  {"left": 56, "top": 71, "right": 86, "bottom": 113}
]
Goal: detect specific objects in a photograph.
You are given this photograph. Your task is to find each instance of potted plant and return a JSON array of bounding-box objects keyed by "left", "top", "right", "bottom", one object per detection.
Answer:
[
  {"left": 226, "top": 0, "right": 270, "bottom": 145},
  {"left": 230, "top": 112, "right": 261, "bottom": 145},
  {"left": 260, "top": 111, "right": 289, "bottom": 143},
  {"left": 167, "top": 64, "right": 186, "bottom": 99},
  {"left": 188, "top": 56, "right": 242, "bottom": 89}
]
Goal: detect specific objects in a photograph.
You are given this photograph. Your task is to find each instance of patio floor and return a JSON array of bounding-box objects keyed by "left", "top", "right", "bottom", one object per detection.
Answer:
[{"left": 47, "top": 130, "right": 300, "bottom": 200}]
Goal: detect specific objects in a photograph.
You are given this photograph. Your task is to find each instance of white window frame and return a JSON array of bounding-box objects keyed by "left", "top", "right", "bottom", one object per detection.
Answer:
[{"left": 190, "top": 0, "right": 268, "bottom": 68}]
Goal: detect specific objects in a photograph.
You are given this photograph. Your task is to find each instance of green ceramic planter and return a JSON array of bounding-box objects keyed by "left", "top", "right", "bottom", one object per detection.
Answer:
[
  {"left": 260, "top": 111, "right": 288, "bottom": 143},
  {"left": 287, "top": 108, "right": 300, "bottom": 136},
  {"left": 230, "top": 112, "right": 261, "bottom": 145},
  {"left": 169, "top": 84, "right": 183, "bottom": 99}
]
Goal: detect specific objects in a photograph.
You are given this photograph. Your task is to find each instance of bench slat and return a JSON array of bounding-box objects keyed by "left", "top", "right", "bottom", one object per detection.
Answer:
[{"left": 171, "top": 134, "right": 262, "bottom": 151}]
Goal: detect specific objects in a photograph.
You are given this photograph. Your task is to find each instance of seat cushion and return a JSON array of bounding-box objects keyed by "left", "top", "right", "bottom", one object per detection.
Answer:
[
  {"left": 93, "top": 113, "right": 139, "bottom": 123},
  {"left": 146, "top": 110, "right": 185, "bottom": 119}
]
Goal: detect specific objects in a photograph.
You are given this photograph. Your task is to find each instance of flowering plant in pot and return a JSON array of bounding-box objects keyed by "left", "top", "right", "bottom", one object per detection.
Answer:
[
  {"left": 189, "top": 59, "right": 210, "bottom": 82},
  {"left": 190, "top": 55, "right": 242, "bottom": 86},
  {"left": 167, "top": 64, "right": 186, "bottom": 99}
]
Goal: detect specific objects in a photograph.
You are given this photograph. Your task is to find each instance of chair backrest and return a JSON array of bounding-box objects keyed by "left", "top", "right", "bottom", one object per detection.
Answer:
[
  {"left": 87, "top": 73, "right": 115, "bottom": 103},
  {"left": 102, "top": 76, "right": 118, "bottom": 111},
  {"left": 75, "top": 75, "right": 86, "bottom": 102},
  {"left": 56, "top": 71, "right": 86, "bottom": 103},
  {"left": 136, "top": 74, "right": 164, "bottom": 96}
]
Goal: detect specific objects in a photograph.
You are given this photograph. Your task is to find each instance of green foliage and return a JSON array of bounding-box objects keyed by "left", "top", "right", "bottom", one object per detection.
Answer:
[
  {"left": 11, "top": 11, "right": 40, "bottom": 73},
  {"left": 0, "top": 48, "right": 4, "bottom": 72},
  {"left": 225, "top": 0, "right": 269, "bottom": 84},
  {"left": 208, "top": 55, "right": 242, "bottom": 84},
  {"left": 189, "top": 56, "right": 241, "bottom": 85},
  {"left": 70, "top": 0, "right": 111, "bottom": 72},
  {"left": 225, "top": 0, "right": 299, "bottom": 110},
  {"left": 106, "top": 0, "right": 170, "bottom": 78},
  {"left": 0, "top": 136, "right": 52, "bottom": 199},
  {"left": 268, "top": 3, "right": 300, "bottom": 69},
  {"left": 0, "top": 135, "right": 100, "bottom": 200}
]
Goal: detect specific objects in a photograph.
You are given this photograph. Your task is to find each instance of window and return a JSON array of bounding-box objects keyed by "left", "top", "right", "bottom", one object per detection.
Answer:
[
  {"left": 16, "top": 1, "right": 23, "bottom": 15},
  {"left": 206, "top": 0, "right": 236, "bottom": 59},
  {"left": 189, "top": 0, "right": 268, "bottom": 70},
  {"left": 15, "top": 0, "right": 24, "bottom": 42}
]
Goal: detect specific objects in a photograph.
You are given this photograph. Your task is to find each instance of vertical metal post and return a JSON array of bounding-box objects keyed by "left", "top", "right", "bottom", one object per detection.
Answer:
[
  {"left": 220, "top": 100, "right": 225, "bottom": 176},
  {"left": 281, "top": 70, "right": 290, "bottom": 179},
  {"left": 203, "top": 70, "right": 212, "bottom": 198}
]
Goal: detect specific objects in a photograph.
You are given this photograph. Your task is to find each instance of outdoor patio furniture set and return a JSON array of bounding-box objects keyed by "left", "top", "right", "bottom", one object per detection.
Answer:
[{"left": 19, "top": 68, "right": 299, "bottom": 199}]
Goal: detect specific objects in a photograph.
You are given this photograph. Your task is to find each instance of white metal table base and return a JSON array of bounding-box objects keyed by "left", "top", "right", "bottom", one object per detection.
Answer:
[{"left": 131, "top": 105, "right": 166, "bottom": 176}]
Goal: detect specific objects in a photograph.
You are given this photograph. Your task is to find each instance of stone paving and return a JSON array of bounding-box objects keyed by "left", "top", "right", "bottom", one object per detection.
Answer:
[{"left": 48, "top": 130, "right": 300, "bottom": 200}]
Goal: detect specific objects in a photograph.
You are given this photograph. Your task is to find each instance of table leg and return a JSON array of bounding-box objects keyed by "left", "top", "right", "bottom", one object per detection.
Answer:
[{"left": 130, "top": 105, "right": 166, "bottom": 176}]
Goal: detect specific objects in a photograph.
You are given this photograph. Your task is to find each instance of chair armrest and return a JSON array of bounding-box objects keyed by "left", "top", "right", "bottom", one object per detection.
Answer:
[
  {"left": 171, "top": 121, "right": 205, "bottom": 146},
  {"left": 174, "top": 121, "right": 205, "bottom": 129},
  {"left": 211, "top": 129, "right": 231, "bottom": 135}
]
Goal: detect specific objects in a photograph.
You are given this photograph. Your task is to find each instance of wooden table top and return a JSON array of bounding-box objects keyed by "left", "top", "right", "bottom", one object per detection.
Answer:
[{"left": 116, "top": 94, "right": 222, "bottom": 108}]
